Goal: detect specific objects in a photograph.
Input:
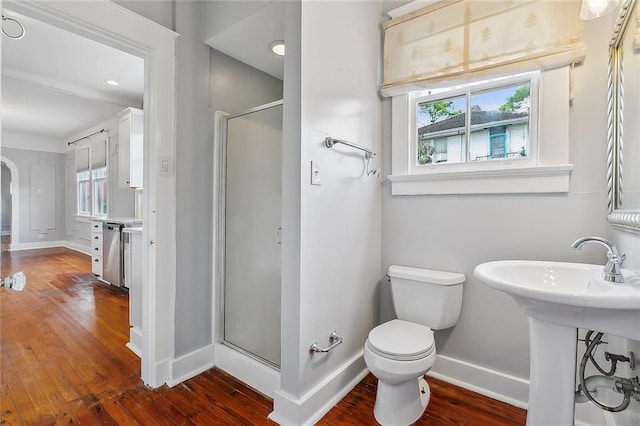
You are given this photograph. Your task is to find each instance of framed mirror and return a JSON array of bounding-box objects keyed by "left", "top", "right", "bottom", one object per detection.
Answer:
[{"left": 608, "top": 0, "right": 640, "bottom": 233}]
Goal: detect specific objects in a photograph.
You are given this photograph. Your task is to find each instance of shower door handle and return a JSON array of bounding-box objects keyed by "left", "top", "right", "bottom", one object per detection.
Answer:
[{"left": 276, "top": 227, "right": 282, "bottom": 245}]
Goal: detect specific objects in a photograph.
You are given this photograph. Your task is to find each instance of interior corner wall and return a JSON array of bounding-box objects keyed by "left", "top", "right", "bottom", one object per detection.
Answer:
[
  {"left": 280, "top": 0, "right": 383, "bottom": 409},
  {"left": 1, "top": 146, "right": 67, "bottom": 245},
  {"left": 380, "top": 3, "right": 613, "bottom": 391},
  {"left": 209, "top": 49, "right": 283, "bottom": 115},
  {"left": 173, "top": 0, "right": 214, "bottom": 358}
]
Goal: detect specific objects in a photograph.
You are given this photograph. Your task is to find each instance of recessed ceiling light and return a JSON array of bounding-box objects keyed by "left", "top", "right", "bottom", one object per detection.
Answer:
[
  {"left": 269, "top": 40, "right": 285, "bottom": 57},
  {"left": 105, "top": 80, "right": 120, "bottom": 87}
]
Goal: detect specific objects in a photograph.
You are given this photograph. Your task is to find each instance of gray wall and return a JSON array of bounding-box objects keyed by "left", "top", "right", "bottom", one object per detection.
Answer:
[
  {"left": 380, "top": 2, "right": 624, "bottom": 383},
  {"left": 210, "top": 49, "right": 283, "bottom": 115},
  {"left": 1, "top": 163, "right": 11, "bottom": 233},
  {"left": 113, "top": 0, "right": 174, "bottom": 30},
  {"left": 172, "top": 0, "right": 214, "bottom": 357},
  {"left": 1, "top": 147, "right": 67, "bottom": 245}
]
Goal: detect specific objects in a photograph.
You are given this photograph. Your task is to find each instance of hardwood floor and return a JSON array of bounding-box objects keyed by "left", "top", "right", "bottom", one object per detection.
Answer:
[{"left": 1, "top": 248, "right": 527, "bottom": 425}]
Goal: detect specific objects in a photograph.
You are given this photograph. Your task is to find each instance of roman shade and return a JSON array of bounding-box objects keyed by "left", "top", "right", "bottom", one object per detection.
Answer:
[
  {"left": 382, "top": 0, "right": 586, "bottom": 96},
  {"left": 91, "top": 137, "right": 107, "bottom": 169},
  {"left": 75, "top": 146, "right": 90, "bottom": 172}
]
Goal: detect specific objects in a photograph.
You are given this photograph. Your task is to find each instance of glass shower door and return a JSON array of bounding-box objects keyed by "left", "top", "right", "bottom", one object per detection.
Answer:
[{"left": 223, "top": 103, "right": 282, "bottom": 367}]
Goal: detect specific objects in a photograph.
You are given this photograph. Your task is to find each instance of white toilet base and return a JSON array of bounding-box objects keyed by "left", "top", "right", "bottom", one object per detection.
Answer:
[{"left": 374, "top": 376, "right": 430, "bottom": 426}]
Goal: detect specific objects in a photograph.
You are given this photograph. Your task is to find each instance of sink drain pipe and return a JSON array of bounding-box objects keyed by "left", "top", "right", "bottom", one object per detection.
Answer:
[{"left": 575, "top": 331, "right": 640, "bottom": 412}]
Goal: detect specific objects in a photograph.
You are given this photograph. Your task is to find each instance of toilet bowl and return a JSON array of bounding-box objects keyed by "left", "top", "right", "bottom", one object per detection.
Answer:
[
  {"left": 364, "top": 320, "right": 436, "bottom": 425},
  {"left": 364, "top": 265, "right": 465, "bottom": 426}
]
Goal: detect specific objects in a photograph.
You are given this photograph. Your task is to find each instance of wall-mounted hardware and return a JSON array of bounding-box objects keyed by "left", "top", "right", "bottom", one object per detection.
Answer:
[
  {"left": 310, "top": 330, "right": 343, "bottom": 354},
  {"left": 324, "top": 137, "right": 380, "bottom": 178},
  {"left": 311, "top": 161, "right": 321, "bottom": 185},
  {"left": 575, "top": 331, "right": 640, "bottom": 412},
  {"left": 325, "top": 137, "right": 376, "bottom": 159}
]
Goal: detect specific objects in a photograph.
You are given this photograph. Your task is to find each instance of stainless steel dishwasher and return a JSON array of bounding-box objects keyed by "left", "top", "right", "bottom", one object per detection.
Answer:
[{"left": 103, "top": 222, "right": 125, "bottom": 286}]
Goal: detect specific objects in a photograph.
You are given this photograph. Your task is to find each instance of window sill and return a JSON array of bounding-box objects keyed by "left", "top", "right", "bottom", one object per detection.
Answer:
[{"left": 388, "top": 164, "right": 573, "bottom": 195}]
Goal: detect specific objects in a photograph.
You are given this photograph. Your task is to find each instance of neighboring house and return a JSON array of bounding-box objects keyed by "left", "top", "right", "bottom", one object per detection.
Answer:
[{"left": 417, "top": 109, "right": 529, "bottom": 164}]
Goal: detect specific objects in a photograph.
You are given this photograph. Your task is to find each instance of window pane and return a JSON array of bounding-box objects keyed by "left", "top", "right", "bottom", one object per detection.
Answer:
[
  {"left": 469, "top": 83, "right": 530, "bottom": 161},
  {"left": 416, "top": 95, "right": 466, "bottom": 165},
  {"left": 92, "top": 167, "right": 108, "bottom": 216},
  {"left": 77, "top": 171, "right": 90, "bottom": 215}
]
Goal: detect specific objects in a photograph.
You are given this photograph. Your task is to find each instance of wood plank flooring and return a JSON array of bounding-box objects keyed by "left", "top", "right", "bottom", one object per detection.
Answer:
[{"left": 1, "top": 247, "right": 527, "bottom": 425}]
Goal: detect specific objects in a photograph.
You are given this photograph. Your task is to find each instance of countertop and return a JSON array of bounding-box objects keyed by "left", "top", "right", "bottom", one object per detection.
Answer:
[
  {"left": 122, "top": 227, "right": 143, "bottom": 235},
  {"left": 93, "top": 217, "right": 143, "bottom": 226}
]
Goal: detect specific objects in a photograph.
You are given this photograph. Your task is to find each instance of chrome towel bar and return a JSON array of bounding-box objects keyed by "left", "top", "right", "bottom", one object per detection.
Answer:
[
  {"left": 310, "top": 330, "right": 343, "bottom": 354},
  {"left": 324, "top": 137, "right": 376, "bottom": 160}
]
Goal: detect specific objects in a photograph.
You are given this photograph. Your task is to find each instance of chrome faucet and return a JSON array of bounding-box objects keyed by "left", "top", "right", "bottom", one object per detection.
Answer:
[{"left": 571, "top": 237, "right": 626, "bottom": 283}]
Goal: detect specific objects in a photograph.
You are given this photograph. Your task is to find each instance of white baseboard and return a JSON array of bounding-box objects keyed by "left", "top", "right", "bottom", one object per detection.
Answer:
[
  {"left": 213, "top": 342, "right": 280, "bottom": 398},
  {"left": 269, "top": 350, "right": 368, "bottom": 426},
  {"left": 8, "top": 240, "right": 92, "bottom": 256},
  {"left": 9, "top": 240, "right": 67, "bottom": 251},
  {"left": 126, "top": 327, "right": 143, "bottom": 358},
  {"left": 167, "top": 344, "right": 215, "bottom": 387},
  {"left": 428, "top": 354, "right": 530, "bottom": 410}
]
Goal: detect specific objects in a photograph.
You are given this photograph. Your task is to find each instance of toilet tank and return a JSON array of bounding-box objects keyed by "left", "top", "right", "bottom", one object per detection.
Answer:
[{"left": 388, "top": 265, "right": 465, "bottom": 330}]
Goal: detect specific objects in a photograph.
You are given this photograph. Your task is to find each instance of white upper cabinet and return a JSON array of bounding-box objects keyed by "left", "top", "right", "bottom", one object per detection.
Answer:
[{"left": 118, "top": 107, "right": 143, "bottom": 188}]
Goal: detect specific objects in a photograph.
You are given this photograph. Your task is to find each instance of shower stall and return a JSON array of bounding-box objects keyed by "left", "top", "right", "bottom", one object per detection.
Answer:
[{"left": 215, "top": 100, "right": 283, "bottom": 395}]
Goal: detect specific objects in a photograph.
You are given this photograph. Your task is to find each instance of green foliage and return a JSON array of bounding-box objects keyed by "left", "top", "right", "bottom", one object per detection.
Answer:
[
  {"left": 499, "top": 85, "right": 530, "bottom": 112},
  {"left": 417, "top": 141, "right": 434, "bottom": 165},
  {"left": 420, "top": 100, "right": 462, "bottom": 124}
]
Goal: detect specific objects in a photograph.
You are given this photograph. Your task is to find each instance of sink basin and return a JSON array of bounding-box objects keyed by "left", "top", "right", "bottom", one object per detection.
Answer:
[
  {"left": 474, "top": 260, "right": 640, "bottom": 426},
  {"left": 474, "top": 260, "right": 640, "bottom": 340}
]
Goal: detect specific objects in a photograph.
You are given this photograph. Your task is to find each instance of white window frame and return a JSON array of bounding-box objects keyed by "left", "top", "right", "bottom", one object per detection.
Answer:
[
  {"left": 389, "top": 67, "right": 574, "bottom": 195},
  {"left": 76, "top": 142, "right": 108, "bottom": 218}
]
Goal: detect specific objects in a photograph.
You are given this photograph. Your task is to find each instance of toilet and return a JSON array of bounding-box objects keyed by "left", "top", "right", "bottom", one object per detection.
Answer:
[{"left": 364, "top": 265, "right": 465, "bottom": 426}]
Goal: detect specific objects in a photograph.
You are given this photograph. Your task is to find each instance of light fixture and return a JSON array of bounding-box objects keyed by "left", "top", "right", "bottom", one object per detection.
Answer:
[
  {"left": 580, "top": 0, "right": 619, "bottom": 20},
  {"left": 105, "top": 79, "right": 120, "bottom": 87},
  {"left": 2, "top": 13, "right": 25, "bottom": 40},
  {"left": 1, "top": 271, "right": 27, "bottom": 291},
  {"left": 269, "top": 40, "right": 285, "bottom": 56}
]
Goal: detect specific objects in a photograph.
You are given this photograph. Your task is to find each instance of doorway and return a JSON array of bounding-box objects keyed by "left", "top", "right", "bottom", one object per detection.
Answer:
[
  {"left": 1, "top": 161, "right": 13, "bottom": 251},
  {"left": 2, "top": 0, "right": 177, "bottom": 387}
]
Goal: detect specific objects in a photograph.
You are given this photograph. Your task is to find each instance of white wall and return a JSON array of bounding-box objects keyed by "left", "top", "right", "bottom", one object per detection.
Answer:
[{"left": 273, "top": 0, "right": 383, "bottom": 422}]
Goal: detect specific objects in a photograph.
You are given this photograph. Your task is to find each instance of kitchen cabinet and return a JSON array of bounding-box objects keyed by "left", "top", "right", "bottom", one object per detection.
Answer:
[
  {"left": 123, "top": 227, "right": 143, "bottom": 357},
  {"left": 118, "top": 107, "right": 143, "bottom": 188},
  {"left": 91, "top": 220, "right": 103, "bottom": 278}
]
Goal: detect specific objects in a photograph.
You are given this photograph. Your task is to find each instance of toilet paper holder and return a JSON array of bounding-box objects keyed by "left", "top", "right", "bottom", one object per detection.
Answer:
[{"left": 310, "top": 330, "right": 343, "bottom": 354}]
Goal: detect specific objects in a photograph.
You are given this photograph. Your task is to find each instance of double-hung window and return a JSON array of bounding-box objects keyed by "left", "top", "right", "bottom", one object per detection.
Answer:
[{"left": 76, "top": 138, "right": 108, "bottom": 217}]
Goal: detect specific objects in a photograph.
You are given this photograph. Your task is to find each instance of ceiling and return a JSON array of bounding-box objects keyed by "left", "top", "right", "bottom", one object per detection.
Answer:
[
  {"left": 1, "top": 10, "right": 144, "bottom": 141},
  {"left": 204, "top": 1, "right": 285, "bottom": 81}
]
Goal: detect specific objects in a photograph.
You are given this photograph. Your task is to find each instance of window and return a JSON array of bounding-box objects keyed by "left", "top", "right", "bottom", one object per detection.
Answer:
[
  {"left": 77, "top": 170, "right": 91, "bottom": 215},
  {"left": 411, "top": 75, "right": 535, "bottom": 171},
  {"left": 389, "top": 67, "right": 573, "bottom": 195},
  {"left": 76, "top": 139, "right": 108, "bottom": 217},
  {"left": 92, "top": 167, "right": 108, "bottom": 216}
]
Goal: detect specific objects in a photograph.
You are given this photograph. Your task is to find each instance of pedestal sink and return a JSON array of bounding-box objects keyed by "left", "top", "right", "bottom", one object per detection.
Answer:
[{"left": 474, "top": 260, "right": 640, "bottom": 426}]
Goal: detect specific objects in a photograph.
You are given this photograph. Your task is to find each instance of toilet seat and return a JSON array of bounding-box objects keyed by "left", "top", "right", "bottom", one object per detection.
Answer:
[{"left": 367, "top": 319, "right": 435, "bottom": 361}]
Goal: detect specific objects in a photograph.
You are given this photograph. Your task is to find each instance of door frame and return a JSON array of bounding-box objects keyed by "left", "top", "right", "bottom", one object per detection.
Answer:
[
  {"left": 2, "top": 0, "right": 179, "bottom": 387},
  {"left": 0, "top": 156, "right": 19, "bottom": 249}
]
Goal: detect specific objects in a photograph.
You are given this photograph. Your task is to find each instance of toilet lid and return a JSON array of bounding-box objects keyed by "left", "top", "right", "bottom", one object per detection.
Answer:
[{"left": 367, "top": 320, "right": 435, "bottom": 361}]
